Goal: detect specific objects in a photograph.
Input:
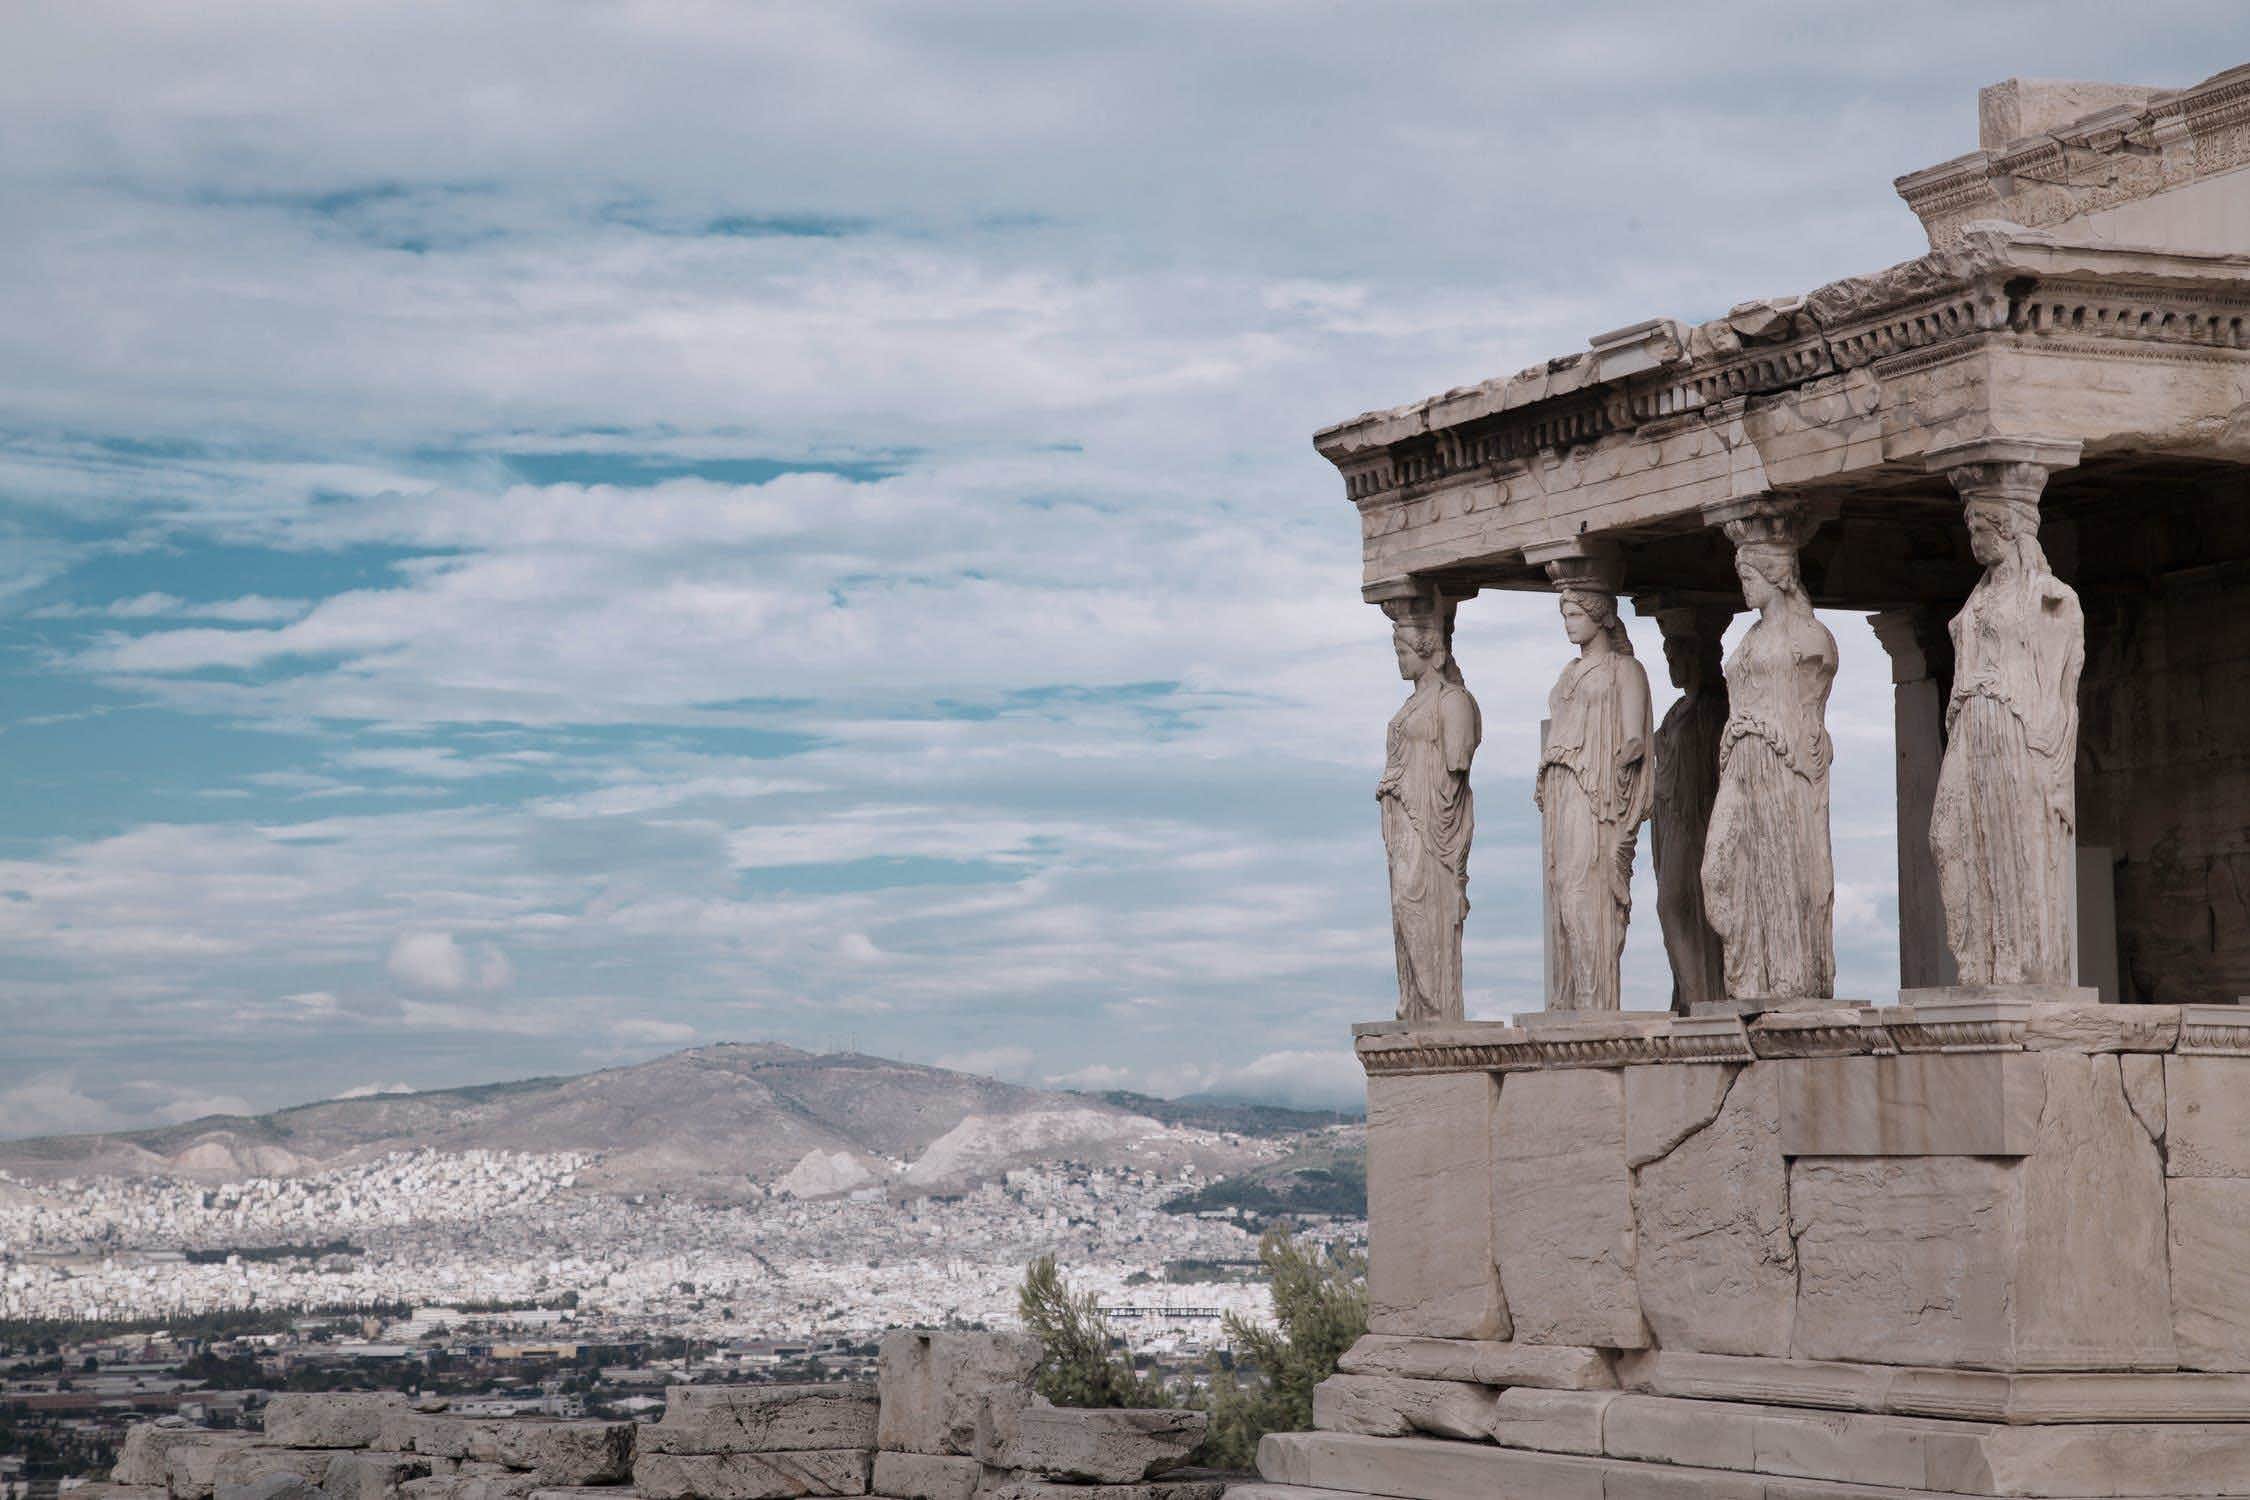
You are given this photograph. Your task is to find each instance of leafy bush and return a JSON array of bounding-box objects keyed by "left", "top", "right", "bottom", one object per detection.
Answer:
[
  {"left": 1016, "top": 1254, "right": 1172, "bottom": 1409},
  {"left": 1199, "top": 1229, "right": 1366, "bottom": 1469}
]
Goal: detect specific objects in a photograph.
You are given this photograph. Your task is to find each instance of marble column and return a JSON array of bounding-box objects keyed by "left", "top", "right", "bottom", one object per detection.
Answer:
[
  {"left": 1640, "top": 598, "right": 1733, "bottom": 1014},
  {"left": 1370, "top": 578, "right": 1482, "bottom": 1024},
  {"left": 1699, "top": 497, "right": 1839, "bottom": 1005},
  {"left": 1523, "top": 544, "right": 1652, "bottom": 1012},
  {"left": 1923, "top": 438, "right": 2085, "bottom": 990},
  {"left": 1870, "top": 608, "right": 1959, "bottom": 991}
]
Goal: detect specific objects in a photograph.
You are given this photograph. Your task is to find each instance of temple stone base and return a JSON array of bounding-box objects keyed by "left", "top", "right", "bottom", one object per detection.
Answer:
[{"left": 1263, "top": 1001, "right": 2250, "bottom": 1499}]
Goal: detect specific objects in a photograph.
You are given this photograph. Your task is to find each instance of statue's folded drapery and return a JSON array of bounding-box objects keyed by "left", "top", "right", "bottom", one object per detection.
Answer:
[
  {"left": 1703, "top": 611, "right": 1838, "bottom": 1001},
  {"left": 1932, "top": 563, "right": 2084, "bottom": 985},
  {"left": 1537, "top": 651, "right": 1653, "bottom": 1011}
]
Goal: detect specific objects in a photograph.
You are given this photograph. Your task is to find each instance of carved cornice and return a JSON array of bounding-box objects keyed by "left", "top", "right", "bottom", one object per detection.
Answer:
[
  {"left": 1895, "top": 63, "right": 2250, "bottom": 248},
  {"left": 1315, "top": 233, "right": 2250, "bottom": 516},
  {"left": 2178, "top": 1005, "right": 2250, "bottom": 1056}
]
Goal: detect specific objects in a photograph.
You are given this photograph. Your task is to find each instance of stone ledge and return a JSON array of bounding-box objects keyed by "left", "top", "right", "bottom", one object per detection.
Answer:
[
  {"left": 1261, "top": 1422, "right": 2250, "bottom": 1500},
  {"left": 1356, "top": 1003, "right": 2206, "bottom": 1076},
  {"left": 1619, "top": 1349, "right": 2250, "bottom": 1425}
]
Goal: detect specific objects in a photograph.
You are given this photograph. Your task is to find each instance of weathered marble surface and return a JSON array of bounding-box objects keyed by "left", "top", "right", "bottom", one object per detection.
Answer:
[
  {"left": 1377, "top": 589, "right": 1479, "bottom": 1024},
  {"left": 1491, "top": 1069, "right": 1645, "bottom": 1348},
  {"left": 1701, "top": 499, "right": 1837, "bottom": 1004},
  {"left": 1929, "top": 445, "right": 2085, "bottom": 989},
  {"left": 645, "top": 1385, "right": 879, "bottom": 1455},
  {"left": 1534, "top": 560, "right": 1651, "bottom": 1013},
  {"left": 1363, "top": 1074, "right": 1507, "bottom": 1340},
  {"left": 1632, "top": 1066, "right": 1794, "bottom": 1358},
  {"left": 1310, "top": 1375, "right": 1496, "bottom": 1442},
  {"left": 1333, "top": 1335, "right": 1614, "bottom": 1391}
]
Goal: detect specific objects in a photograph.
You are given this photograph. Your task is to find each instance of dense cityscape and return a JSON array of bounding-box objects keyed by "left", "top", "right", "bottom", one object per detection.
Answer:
[{"left": 0, "top": 1137, "right": 1366, "bottom": 1496}]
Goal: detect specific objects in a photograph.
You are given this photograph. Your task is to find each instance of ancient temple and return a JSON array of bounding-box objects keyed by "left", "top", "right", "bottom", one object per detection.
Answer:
[{"left": 1241, "top": 65, "right": 2250, "bottom": 1500}]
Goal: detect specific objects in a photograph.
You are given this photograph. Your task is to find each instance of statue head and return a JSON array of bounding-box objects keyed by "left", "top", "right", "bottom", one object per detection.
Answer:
[
  {"left": 1732, "top": 541, "right": 1800, "bottom": 612},
  {"left": 1392, "top": 615, "right": 1447, "bottom": 681},
  {"left": 1557, "top": 586, "right": 1632, "bottom": 656},
  {"left": 1383, "top": 590, "right": 1455, "bottom": 683},
  {"left": 1965, "top": 496, "right": 2046, "bottom": 572}
]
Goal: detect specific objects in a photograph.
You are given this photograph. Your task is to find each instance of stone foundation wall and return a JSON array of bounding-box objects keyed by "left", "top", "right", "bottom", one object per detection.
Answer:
[
  {"left": 1261, "top": 1000, "right": 2250, "bottom": 1498},
  {"left": 93, "top": 1332, "right": 1216, "bottom": 1500},
  {"left": 1356, "top": 1001, "right": 2250, "bottom": 1375}
]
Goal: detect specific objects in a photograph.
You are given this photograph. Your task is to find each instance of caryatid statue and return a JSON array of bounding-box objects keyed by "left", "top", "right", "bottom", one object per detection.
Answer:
[
  {"left": 1928, "top": 446, "right": 2085, "bottom": 986},
  {"left": 1701, "top": 500, "right": 1839, "bottom": 1003},
  {"left": 1376, "top": 587, "right": 1481, "bottom": 1024},
  {"left": 1648, "top": 602, "right": 1732, "bottom": 1013},
  {"left": 1534, "top": 559, "right": 1652, "bottom": 1011}
]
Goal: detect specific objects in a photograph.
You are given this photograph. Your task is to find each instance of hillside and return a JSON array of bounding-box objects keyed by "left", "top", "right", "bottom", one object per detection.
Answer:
[{"left": 0, "top": 1043, "right": 1349, "bottom": 1201}]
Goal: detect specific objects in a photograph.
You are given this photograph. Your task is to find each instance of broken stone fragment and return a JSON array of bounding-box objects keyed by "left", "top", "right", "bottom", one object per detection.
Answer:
[
  {"left": 1309, "top": 1374, "right": 1495, "bottom": 1441},
  {"left": 1332, "top": 1334, "right": 1614, "bottom": 1390},
  {"left": 973, "top": 1399, "right": 1205, "bottom": 1484},
  {"left": 632, "top": 1450, "right": 871, "bottom": 1500},
  {"left": 322, "top": 1453, "right": 439, "bottom": 1500},
  {"left": 163, "top": 1435, "right": 273, "bottom": 1500},
  {"left": 868, "top": 1452, "right": 981, "bottom": 1500},
  {"left": 1724, "top": 297, "right": 1803, "bottom": 342},
  {"left": 647, "top": 1384, "right": 879, "bottom": 1454},
  {"left": 398, "top": 1472, "right": 542, "bottom": 1500},
  {"left": 976, "top": 1483, "right": 1225, "bottom": 1500},
  {"left": 119, "top": 1425, "right": 230, "bottom": 1487},
  {"left": 218, "top": 1476, "right": 323, "bottom": 1500},
  {"left": 379, "top": 1418, "right": 632, "bottom": 1485},
  {"left": 489, "top": 1422, "right": 636, "bottom": 1485},
  {"left": 875, "top": 1330, "right": 1039, "bottom": 1457},
  {"left": 208, "top": 1448, "right": 336, "bottom": 1499},
  {"left": 264, "top": 1394, "right": 411, "bottom": 1450}
]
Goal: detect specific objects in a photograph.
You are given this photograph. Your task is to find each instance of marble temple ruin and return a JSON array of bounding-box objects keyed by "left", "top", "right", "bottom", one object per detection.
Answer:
[{"left": 1247, "top": 62, "right": 2250, "bottom": 1500}]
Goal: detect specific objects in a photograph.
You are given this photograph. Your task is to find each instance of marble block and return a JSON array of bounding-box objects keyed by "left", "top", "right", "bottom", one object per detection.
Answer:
[
  {"left": 1364, "top": 1073, "right": 1507, "bottom": 1340},
  {"left": 1632, "top": 1065, "right": 1794, "bottom": 1357},
  {"left": 1492, "top": 1069, "right": 1645, "bottom": 1348}
]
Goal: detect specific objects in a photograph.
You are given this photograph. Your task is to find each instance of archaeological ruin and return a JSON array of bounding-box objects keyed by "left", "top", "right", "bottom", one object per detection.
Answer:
[{"left": 1257, "top": 61, "right": 2250, "bottom": 1500}]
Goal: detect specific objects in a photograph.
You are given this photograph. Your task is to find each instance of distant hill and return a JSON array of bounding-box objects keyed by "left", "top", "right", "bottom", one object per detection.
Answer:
[
  {"left": 0, "top": 1043, "right": 1351, "bottom": 1202},
  {"left": 1089, "top": 1090, "right": 1361, "bottom": 1135}
]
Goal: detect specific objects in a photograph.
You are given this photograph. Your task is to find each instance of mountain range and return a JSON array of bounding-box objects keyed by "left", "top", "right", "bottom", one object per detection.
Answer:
[{"left": 0, "top": 1043, "right": 1359, "bottom": 1201}]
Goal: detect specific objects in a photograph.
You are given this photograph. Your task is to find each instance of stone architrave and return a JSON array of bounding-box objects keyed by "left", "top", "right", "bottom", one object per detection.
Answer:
[
  {"left": 1373, "top": 582, "right": 1482, "bottom": 1024},
  {"left": 1526, "top": 548, "right": 1652, "bottom": 1012},
  {"left": 1925, "top": 439, "right": 2086, "bottom": 988},
  {"left": 1699, "top": 498, "right": 1838, "bottom": 1003},
  {"left": 1645, "top": 600, "right": 1732, "bottom": 1013}
]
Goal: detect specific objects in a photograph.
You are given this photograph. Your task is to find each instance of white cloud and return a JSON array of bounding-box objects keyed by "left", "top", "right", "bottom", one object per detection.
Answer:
[
  {"left": 387, "top": 932, "right": 469, "bottom": 992},
  {"left": 385, "top": 932, "right": 512, "bottom": 994},
  {"left": 0, "top": 1075, "right": 124, "bottom": 1140}
]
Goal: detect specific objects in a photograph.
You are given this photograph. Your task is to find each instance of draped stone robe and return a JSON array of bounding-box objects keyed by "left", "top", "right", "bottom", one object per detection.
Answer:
[
  {"left": 1931, "top": 563, "right": 2084, "bottom": 985},
  {"left": 1536, "top": 651, "right": 1653, "bottom": 1010},
  {"left": 1380, "top": 675, "right": 1481, "bottom": 1023},
  {"left": 1654, "top": 682, "right": 1729, "bottom": 1012},
  {"left": 1702, "top": 610, "right": 1839, "bottom": 1000}
]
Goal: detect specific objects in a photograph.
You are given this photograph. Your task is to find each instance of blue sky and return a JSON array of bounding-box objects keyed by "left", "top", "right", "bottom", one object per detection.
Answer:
[{"left": 3, "top": 3, "right": 2244, "bottom": 1133}]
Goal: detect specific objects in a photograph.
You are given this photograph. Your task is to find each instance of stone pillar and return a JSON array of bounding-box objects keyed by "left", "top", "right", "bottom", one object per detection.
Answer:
[
  {"left": 1697, "top": 497, "right": 1840, "bottom": 1007},
  {"left": 1523, "top": 540, "right": 1652, "bottom": 1012},
  {"left": 1636, "top": 597, "right": 1733, "bottom": 1014},
  {"left": 1869, "top": 607, "right": 1958, "bottom": 991},
  {"left": 1921, "top": 438, "right": 2088, "bottom": 995}
]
